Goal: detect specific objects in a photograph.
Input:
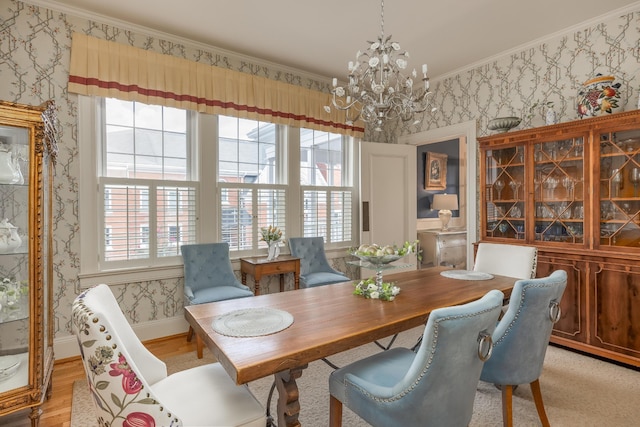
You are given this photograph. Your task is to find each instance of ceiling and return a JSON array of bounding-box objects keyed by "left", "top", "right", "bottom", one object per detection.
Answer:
[{"left": 35, "top": 0, "right": 640, "bottom": 81}]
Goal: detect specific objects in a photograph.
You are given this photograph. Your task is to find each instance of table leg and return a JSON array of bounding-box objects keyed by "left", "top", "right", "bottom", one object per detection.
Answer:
[
  {"left": 241, "top": 272, "right": 247, "bottom": 285},
  {"left": 293, "top": 272, "right": 299, "bottom": 290},
  {"left": 274, "top": 364, "right": 308, "bottom": 427},
  {"left": 254, "top": 278, "right": 261, "bottom": 295},
  {"left": 196, "top": 334, "right": 204, "bottom": 359},
  {"left": 279, "top": 274, "right": 285, "bottom": 292}
]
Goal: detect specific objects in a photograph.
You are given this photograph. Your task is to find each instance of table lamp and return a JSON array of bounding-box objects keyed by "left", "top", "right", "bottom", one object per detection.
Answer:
[{"left": 432, "top": 193, "right": 458, "bottom": 231}]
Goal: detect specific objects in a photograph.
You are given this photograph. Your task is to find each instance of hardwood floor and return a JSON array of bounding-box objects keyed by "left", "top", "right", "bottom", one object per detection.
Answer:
[{"left": 1, "top": 333, "right": 195, "bottom": 427}]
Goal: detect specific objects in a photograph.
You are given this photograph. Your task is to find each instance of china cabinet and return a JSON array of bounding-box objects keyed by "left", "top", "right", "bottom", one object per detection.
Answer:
[
  {"left": 478, "top": 109, "right": 640, "bottom": 367},
  {"left": 0, "top": 101, "right": 57, "bottom": 425}
]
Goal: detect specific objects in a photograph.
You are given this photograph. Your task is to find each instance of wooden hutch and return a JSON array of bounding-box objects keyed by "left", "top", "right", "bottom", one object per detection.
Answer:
[{"left": 478, "top": 110, "right": 640, "bottom": 367}]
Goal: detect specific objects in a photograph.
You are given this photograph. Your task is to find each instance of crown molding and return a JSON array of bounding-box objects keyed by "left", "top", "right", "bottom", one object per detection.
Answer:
[
  {"left": 23, "top": 0, "right": 333, "bottom": 84},
  {"left": 433, "top": 1, "right": 640, "bottom": 83}
]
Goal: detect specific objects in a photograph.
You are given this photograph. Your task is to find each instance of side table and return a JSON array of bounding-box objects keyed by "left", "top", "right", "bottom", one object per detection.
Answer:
[{"left": 240, "top": 255, "right": 300, "bottom": 295}]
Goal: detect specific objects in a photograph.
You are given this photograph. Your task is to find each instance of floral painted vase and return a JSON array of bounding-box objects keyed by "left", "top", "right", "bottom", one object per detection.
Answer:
[{"left": 577, "top": 74, "right": 621, "bottom": 119}]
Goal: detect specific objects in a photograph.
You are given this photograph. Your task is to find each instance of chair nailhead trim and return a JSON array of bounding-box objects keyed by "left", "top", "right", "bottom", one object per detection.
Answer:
[{"left": 348, "top": 302, "right": 502, "bottom": 404}]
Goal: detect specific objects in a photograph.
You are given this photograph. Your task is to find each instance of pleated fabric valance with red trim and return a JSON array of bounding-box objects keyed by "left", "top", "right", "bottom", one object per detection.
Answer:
[{"left": 67, "top": 33, "right": 363, "bottom": 137}]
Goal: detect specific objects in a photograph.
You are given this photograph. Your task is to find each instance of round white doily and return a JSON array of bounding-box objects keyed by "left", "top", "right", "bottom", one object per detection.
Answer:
[
  {"left": 212, "top": 307, "right": 294, "bottom": 337},
  {"left": 440, "top": 270, "right": 494, "bottom": 281}
]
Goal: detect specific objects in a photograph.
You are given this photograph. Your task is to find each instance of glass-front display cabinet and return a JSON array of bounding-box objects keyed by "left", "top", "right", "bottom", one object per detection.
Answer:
[
  {"left": 478, "top": 109, "right": 640, "bottom": 368},
  {"left": 0, "top": 101, "right": 56, "bottom": 426},
  {"left": 597, "top": 127, "right": 640, "bottom": 250},
  {"left": 483, "top": 145, "right": 527, "bottom": 240},
  {"left": 533, "top": 136, "right": 586, "bottom": 245}
]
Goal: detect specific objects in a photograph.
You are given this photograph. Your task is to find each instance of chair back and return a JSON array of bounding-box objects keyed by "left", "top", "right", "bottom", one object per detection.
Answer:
[
  {"left": 480, "top": 270, "right": 567, "bottom": 386},
  {"left": 346, "top": 290, "right": 504, "bottom": 427},
  {"left": 288, "top": 237, "right": 350, "bottom": 288},
  {"left": 288, "top": 237, "right": 335, "bottom": 275},
  {"left": 181, "top": 242, "right": 251, "bottom": 304},
  {"left": 72, "top": 284, "right": 182, "bottom": 426},
  {"left": 474, "top": 242, "right": 538, "bottom": 279}
]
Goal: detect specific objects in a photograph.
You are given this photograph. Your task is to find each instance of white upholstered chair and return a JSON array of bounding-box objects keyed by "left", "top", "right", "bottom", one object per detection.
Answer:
[
  {"left": 473, "top": 243, "right": 538, "bottom": 279},
  {"left": 72, "top": 284, "right": 265, "bottom": 427}
]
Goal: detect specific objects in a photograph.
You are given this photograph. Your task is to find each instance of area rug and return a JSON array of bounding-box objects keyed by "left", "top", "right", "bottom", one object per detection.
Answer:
[{"left": 72, "top": 326, "right": 640, "bottom": 426}]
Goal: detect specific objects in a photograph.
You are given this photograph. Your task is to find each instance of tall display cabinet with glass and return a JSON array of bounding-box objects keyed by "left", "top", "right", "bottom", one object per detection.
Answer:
[
  {"left": 0, "top": 101, "right": 57, "bottom": 426},
  {"left": 478, "top": 109, "right": 640, "bottom": 368}
]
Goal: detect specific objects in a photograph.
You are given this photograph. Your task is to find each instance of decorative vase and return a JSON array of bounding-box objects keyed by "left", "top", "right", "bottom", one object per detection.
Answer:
[
  {"left": 545, "top": 108, "right": 557, "bottom": 125},
  {"left": 266, "top": 241, "right": 280, "bottom": 261},
  {"left": 577, "top": 74, "right": 621, "bottom": 119},
  {"left": 0, "top": 149, "right": 18, "bottom": 184},
  {"left": 0, "top": 219, "right": 21, "bottom": 253}
]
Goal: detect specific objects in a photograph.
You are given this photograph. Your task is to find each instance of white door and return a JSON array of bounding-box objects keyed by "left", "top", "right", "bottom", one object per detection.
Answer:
[{"left": 360, "top": 141, "right": 417, "bottom": 277}]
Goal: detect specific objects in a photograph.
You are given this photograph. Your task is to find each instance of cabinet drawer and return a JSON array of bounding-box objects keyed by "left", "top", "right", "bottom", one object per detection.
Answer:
[
  {"left": 438, "top": 236, "right": 466, "bottom": 248},
  {"left": 439, "top": 246, "right": 466, "bottom": 268}
]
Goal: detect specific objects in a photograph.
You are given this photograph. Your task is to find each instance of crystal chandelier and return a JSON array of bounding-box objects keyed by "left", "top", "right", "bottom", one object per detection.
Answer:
[{"left": 325, "top": 0, "right": 436, "bottom": 131}]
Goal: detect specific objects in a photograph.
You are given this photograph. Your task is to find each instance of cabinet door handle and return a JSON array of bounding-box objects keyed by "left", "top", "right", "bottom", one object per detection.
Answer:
[{"left": 362, "top": 201, "right": 370, "bottom": 232}]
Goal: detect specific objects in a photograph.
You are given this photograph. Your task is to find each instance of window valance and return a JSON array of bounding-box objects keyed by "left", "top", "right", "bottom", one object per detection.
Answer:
[{"left": 68, "top": 33, "right": 363, "bottom": 137}]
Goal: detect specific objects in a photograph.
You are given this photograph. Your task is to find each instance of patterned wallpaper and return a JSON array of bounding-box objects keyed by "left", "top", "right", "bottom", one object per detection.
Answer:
[
  {"left": 1, "top": 0, "right": 640, "bottom": 342},
  {"left": 385, "top": 10, "right": 640, "bottom": 143}
]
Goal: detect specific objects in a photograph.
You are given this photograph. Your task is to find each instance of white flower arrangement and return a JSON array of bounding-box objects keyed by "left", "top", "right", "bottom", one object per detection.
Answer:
[{"left": 354, "top": 278, "right": 401, "bottom": 301}]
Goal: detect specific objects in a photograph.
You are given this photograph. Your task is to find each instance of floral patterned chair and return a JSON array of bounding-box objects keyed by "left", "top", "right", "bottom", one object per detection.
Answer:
[{"left": 72, "top": 284, "right": 265, "bottom": 427}]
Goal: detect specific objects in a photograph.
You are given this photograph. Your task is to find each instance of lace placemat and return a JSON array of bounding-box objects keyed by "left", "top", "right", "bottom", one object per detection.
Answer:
[
  {"left": 212, "top": 307, "right": 294, "bottom": 337},
  {"left": 440, "top": 270, "right": 494, "bottom": 281}
]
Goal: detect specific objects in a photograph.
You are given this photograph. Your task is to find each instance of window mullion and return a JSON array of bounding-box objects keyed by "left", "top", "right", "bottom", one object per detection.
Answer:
[{"left": 149, "top": 181, "right": 158, "bottom": 260}]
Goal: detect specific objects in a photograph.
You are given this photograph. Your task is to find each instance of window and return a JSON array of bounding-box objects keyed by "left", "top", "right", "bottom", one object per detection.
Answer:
[
  {"left": 140, "top": 225, "right": 149, "bottom": 248},
  {"left": 99, "top": 98, "right": 197, "bottom": 268},
  {"left": 218, "top": 115, "right": 286, "bottom": 252},
  {"left": 79, "top": 96, "right": 357, "bottom": 285},
  {"left": 300, "top": 129, "right": 353, "bottom": 244},
  {"left": 104, "top": 187, "right": 112, "bottom": 212},
  {"left": 105, "top": 227, "right": 112, "bottom": 247}
]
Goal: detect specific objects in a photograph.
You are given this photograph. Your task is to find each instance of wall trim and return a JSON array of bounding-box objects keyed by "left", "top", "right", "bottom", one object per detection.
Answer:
[
  {"left": 432, "top": 1, "right": 640, "bottom": 83},
  {"left": 55, "top": 315, "right": 189, "bottom": 360},
  {"left": 26, "top": 0, "right": 331, "bottom": 84}
]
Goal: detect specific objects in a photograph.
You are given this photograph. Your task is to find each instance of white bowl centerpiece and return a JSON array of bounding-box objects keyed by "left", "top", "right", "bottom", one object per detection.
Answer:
[{"left": 349, "top": 241, "right": 417, "bottom": 301}]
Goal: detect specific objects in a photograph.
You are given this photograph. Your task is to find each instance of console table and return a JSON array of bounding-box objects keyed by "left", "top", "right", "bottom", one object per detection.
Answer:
[
  {"left": 418, "top": 229, "right": 467, "bottom": 269},
  {"left": 240, "top": 255, "right": 300, "bottom": 295}
]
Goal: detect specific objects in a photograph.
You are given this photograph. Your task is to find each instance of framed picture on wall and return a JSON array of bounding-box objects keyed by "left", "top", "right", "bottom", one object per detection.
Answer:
[{"left": 425, "top": 152, "right": 447, "bottom": 190}]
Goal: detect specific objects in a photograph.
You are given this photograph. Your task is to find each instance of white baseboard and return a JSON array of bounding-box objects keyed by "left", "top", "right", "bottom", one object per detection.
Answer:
[{"left": 54, "top": 316, "right": 190, "bottom": 360}]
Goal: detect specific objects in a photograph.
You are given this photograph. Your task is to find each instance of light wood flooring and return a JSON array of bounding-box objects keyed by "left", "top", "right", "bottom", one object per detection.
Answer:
[{"left": 1, "top": 333, "right": 195, "bottom": 427}]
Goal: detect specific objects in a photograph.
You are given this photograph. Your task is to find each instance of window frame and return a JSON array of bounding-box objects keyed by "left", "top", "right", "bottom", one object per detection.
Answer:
[{"left": 78, "top": 96, "right": 358, "bottom": 288}]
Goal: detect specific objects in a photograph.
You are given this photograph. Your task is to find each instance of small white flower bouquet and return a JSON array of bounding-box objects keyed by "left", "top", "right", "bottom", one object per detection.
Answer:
[{"left": 354, "top": 278, "right": 401, "bottom": 301}]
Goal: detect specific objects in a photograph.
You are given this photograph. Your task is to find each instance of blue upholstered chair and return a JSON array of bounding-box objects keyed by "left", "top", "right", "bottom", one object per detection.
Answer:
[
  {"left": 288, "top": 237, "right": 350, "bottom": 288},
  {"left": 328, "top": 290, "right": 505, "bottom": 427},
  {"left": 72, "top": 284, "right": 265, "bottom": 427},
  {"left": 479, "top": 270, "right": 567, "bottom": 427},
  {"left": 181, "top": 243, "right": 254, "bottom": 356}
]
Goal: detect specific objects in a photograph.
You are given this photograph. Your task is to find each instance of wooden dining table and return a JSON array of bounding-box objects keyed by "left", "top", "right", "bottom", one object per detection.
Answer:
[{"left": 184, "top": 267, "right": 516, "bottom": 427}]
